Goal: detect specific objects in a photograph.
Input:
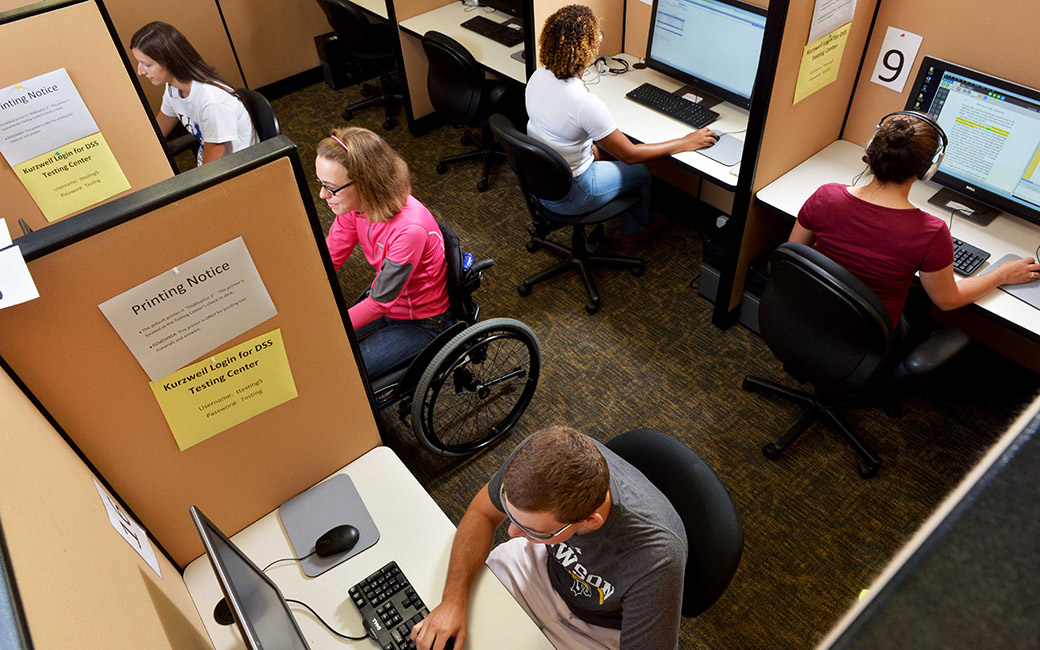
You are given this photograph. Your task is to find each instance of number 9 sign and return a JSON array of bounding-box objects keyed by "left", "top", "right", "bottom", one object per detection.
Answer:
[{"left": 871, "top": 27, "right": 923, "bottom": 92}]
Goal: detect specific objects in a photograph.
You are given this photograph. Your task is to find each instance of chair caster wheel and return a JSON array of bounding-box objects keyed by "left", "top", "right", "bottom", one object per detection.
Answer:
[
  {"left": 741, "top": 377, "right": 756, "bottom": 391},
  {"left": 518, "top": 284, "right": 532, "bottom": 297},
  {"left": 585, "top": 301, "right": 599, "bottom": 315},
  {"left": 858, "top": 461, "right": 879, "bottom": 479},
  {"left": 476, "top": 179, "right": 489, "bottom": 192},
  {"left": 762, "top": 443, "right": 782, "bottom": 460},
  {"left": 525, "top": 240, "right": 539, "bottom": 252},
  {"left": 630, "top": 264, "right": 644, "bottom": 277},
  {"left": 360, "top": 87, "right": 372, "bottom": 98},
  {"left": 436, "top": 162, "right": 448, "bottom": 174},
  {"left": 383, "top": 118, "right": 394, "bottom": 130},
  {"left": 342, "top": 110, "right": 353, "bottom": 121}
]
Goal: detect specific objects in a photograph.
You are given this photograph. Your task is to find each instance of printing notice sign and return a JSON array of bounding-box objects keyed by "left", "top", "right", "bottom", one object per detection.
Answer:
[
  {"left": 98, "top": 237, "right": 277, "bottom": 381},
  {"left": 150, "top": 329, "right": 298, "bottom": 450}
]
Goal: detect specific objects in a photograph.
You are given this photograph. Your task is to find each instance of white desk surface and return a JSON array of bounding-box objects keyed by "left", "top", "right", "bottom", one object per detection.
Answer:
[
  {"left": 585, "top": 53, "right": 749, "bottom": 189},
  {"left": 756, "top": 139, "right": 1040, "bottom": 337},
  {"left": 399, "top": 4, "right": 526, "bottom": 84},
  {"left": 183, "top": 446, "right": 553, "bottom": 650},
  {"left": 354, "top": 0, "right": 388, "bottom": 21}
]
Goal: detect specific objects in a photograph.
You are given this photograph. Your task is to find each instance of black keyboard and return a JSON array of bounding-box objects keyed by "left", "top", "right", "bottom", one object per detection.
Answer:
[
  {"left": 460, "top": 15, "right": 524, "bottom": 47},
  {"left": 952, "top": 236, "right": 990, "bottom": 276},
  {"left": 349, "top": 562, "right": 428, "bottom": 650},
  {"left": 625, "top": 82, "right": 719, "bottom": 129}
]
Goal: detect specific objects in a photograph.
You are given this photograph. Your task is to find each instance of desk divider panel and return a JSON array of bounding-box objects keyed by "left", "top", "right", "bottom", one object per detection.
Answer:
[
  {"left": 0, "top": 0, "right": 174, "bottom": 236},
  {"left": 0, "top": 366, "right": 212, "bottom": 649},
  {"left": 0, "top": 138, "right": 382, "bottom": 568}
]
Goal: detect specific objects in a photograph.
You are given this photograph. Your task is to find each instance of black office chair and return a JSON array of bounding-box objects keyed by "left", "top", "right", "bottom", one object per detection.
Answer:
[
  {"left": 742, "top": 242, "right": 970, "bottom": 478},
  {"left": 315, "top": 0, "right": 403, "bottom": 130},
  {"left": 605, "top": 428, "right": 743, "bottom": 617},
  {"left": 422, "top": 31, "right": 515, "bottom": 192},
  {"left": 236, "top": 88, "right": 280, "bottom": 141},
  {"left": 489, "top": 114, "right": 644, "bottom": 314}
]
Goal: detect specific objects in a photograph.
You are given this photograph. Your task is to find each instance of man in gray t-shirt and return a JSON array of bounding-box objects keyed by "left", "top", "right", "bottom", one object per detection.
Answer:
[{"left": 411, "top": 426, "right": 687, "bottom": 650}]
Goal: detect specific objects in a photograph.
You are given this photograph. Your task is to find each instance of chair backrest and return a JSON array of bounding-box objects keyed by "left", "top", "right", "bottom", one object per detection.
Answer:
[
  {"left": 439, "top": 222, "right": 481, "bottom": 325},
  {"left": 604, "top": 428, "right": 743, "bottom": 618},
  {"left": 236, "top": 88, "right": 280, "bottom": 141},
  {"left": 760, "top": 242, "right": 893, "bottom": 393},
  {"left": 315, "top": 0, "right": 375, "bottom": 58},
  {"left": 422, "top": 32, "right": 485, "bottom": 126},
  {"left": 489, "top": 114, "right": 572, "bottom": 202}
]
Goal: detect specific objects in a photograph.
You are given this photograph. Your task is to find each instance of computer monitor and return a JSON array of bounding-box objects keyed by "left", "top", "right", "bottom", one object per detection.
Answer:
[
  {"left": 190, "top": 505, "right": 310, "bottom": 650},
  {"left": 906, "top": 56, "right": 1040, "bottom": 226},
  {"left": 481, "top": 0, "right": 521, "bottom": 19},
  {"left": 644, "top": 0, "right": 767, "bottom": 109}
]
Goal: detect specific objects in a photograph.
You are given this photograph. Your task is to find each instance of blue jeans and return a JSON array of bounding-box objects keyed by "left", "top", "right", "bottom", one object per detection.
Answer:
[
  {"left": 540, "top": 160, "right": 652, "bottom": 235},
  {"left": 355, "top": 312, "right": 455, "bottom": 378}
]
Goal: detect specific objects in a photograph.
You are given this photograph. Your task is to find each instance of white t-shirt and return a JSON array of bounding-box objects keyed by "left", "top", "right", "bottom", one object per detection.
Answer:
[
  {"left": 525, "top": 67, "right": 617, "bottom": 177},
  {"left": 160, "top": 81, "right": 258, "bottom": 166}
]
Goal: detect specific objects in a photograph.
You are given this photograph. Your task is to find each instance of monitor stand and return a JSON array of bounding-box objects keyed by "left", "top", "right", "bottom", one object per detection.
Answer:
[
  {"left": 674, "top": 85, "right": 722, "bottom": 111},
  {"left": 510, "top": 50, "right": 525, "bottom": 63},
  {"left": 926, "top": 187, "right": 998, "bottom": 226}
]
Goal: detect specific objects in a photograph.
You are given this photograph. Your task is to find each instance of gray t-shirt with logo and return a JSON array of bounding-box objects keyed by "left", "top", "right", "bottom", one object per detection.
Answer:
[{"left": 488, "top": 435, "right": 687, "bottom": 650}]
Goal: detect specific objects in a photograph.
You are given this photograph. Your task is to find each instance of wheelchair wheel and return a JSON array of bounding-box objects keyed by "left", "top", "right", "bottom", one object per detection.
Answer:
[{"left": 411, "top": 318, "right": 541, "bottom": 456}]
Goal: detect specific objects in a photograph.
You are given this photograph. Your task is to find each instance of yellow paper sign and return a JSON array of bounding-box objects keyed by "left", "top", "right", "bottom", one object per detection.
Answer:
[
  {"left": 14, "top": 132, "right": 130, "bottom": 221},
  {"left": 793, "top": 22, "right": 852, "bottom": 105},
  {"left": 149, "top": 329, "right": 298, "bottom": 451}
]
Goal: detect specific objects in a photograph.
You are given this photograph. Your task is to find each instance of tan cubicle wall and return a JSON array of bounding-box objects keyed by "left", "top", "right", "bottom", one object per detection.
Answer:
[
  {"left": 102, "top": 0, "right": 245, "bottom": 113},
  {"left": 0, "top": 143, "right": 382, "bottom": 567},
  {"left": 0, "top": 0, "right": 174, "bottom": 237},
  {"left": 844, "top": 0, "right": 1040, "bottom": 144},
  {"left": 394, "top": 0, "right": 452, "bottom": 120},
  {"left": 531, "top": 0, "right": 622, "bottom": 69},
  {"left": 0, "top": 367, "right": 212, "bottom": 650}
]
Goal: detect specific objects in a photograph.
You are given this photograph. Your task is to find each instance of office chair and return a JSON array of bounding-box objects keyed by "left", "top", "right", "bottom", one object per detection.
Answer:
[
  {"left": 743, "top": 242, "right": 970, "bottom": 478},
  {"left": 489, "top": 114, "right": 644, "bottom": 314},
  {"left": 315, "top": 0, "right": 403, "bottom": 130},
  {"left": 422, "top": 31, "right": 515, "bottom": 192},
  {"left": 236, "top": 88, "right": 280, "bottom": 141},
  {"left": 605, "top": 428, "right": 743, "bottom": 617}
]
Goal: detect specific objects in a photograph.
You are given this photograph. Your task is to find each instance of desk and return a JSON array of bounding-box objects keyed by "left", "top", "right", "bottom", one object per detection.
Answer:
[
  {"left": 183, "top": 447, "right": 553, "bottom": 649},
  {"left": 756, "top": 140, "right": 1040, "bottom": 339},
  {"left": 399, "top": 4, "right": 526, "bottom": 84},
  {"left": 354, "top": 0, "right": 389, "bottom": 21},
  {"left": 585, "top": 54, "right": 750, "bottom": 190}
]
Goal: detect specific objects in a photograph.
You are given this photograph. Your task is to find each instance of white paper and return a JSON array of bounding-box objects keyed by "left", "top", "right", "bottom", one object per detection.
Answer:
[
  {"left": 0, "top": 219, "right": 12, "bottom": 249},
  {"left": 0, "top": 246, "right": 39, "bottom": 310},
  {"left": 0, "top": 68, "right": 100, "bottom": 166},
  {"left": 808, "top": 0, "right": 857, "bottom": 44},
  {"left": 98, "top": 237, "right": 278, "bottom": 381},
  {"left": 869, "top": 26, "right": 923, "bottom": 93},
  {"left": 93, "top": 479, "right": 162, "bottom": 578}
]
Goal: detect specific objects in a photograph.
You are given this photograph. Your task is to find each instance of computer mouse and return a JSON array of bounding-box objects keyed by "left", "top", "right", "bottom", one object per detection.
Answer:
[{"left": 314, "top": 524, "right": 360, "bottom": 557}]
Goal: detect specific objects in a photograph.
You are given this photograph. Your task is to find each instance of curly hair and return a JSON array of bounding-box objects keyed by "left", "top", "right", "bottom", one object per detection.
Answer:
[
  {"left": 863, "top": 113, "right": 942, "bottom": 184},
  {"left": 315, "top": 127, "right": 411, "bottom": 223},
  {"left": 539, "top": 5, "right": 602, "bottom": 79}
]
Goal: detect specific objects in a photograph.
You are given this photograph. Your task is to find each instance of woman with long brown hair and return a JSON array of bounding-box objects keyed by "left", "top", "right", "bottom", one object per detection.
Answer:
[{"left": 131, "top": 21, "right": 257, "bottom": 166}]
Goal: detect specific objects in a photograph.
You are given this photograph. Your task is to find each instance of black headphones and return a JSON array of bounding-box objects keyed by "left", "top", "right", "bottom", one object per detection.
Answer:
[
  {"left": 864, "top": 110, "right": 948, "bottom": 182},
  {"left": 593, "top": 56, "right": 629, "bottom": 75}
]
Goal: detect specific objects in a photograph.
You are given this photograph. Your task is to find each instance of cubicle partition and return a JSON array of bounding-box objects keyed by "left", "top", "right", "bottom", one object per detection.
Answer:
[
  {"left": 0, "top": 0, "right": 174, "bottom": 236},
  {"left": 0, "top": 137, "right": 383, "bottom": 568}
]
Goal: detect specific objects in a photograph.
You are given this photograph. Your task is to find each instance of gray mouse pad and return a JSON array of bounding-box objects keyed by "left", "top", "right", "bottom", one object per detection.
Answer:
[
  {"left": 697, "top": 133, "right": 743, "bottom": 167},
  {"left": 277, "top": 474, "right": 379, "bottom": 577},
  {"left": 982, "top": 253, "right": 1040, "bottom": 309}
]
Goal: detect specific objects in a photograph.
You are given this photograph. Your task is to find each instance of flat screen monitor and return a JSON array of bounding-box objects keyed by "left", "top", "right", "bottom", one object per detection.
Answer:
[
  {"left": 906, "top": 56, "right": 1040, "bottom": 226},
  {"left": 644, "top": 0, "right": 766, "bottom": 109},
  {"left": 481, "top": 0, "right": 521, "bottom": 19},
  {"left": 190, "top": 505, "right": 310, "bottom": 650}
]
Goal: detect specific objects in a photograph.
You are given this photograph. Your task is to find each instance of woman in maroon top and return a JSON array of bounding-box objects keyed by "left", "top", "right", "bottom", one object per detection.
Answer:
[{"left": 791, "top": 111, "right": 1039, "bottom": 329}]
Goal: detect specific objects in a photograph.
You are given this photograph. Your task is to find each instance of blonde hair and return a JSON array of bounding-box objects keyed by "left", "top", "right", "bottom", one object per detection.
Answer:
[
  {"left": 539, "top": 5, "right": 602, "bottom": 79},
  {"left": 315, "top": 127, "right": 411, "bottom": 222}
]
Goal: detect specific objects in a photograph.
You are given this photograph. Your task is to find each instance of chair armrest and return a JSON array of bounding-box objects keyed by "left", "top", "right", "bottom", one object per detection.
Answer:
[{"left": 900, "top": 327, "right": 970, "bottom": 377}]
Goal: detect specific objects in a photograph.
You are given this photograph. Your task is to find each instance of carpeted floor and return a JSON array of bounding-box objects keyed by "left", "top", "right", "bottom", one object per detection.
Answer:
[{"left": 237, "top": 78, "right": 1040, "bottom": 649}]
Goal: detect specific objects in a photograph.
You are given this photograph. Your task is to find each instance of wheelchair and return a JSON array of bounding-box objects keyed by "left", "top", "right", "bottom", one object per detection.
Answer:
[{"left": 362, "top": 222, "right": 541, "bottom": 457}]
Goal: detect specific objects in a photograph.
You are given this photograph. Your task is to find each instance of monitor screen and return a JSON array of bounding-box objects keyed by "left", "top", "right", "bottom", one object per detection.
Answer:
[
  {"left": 481, "top": 0, "right": 521, "bottom": 19},
  {"left": 644, "top": 0, "right": 766, "bottom": 109},
  {"left": 190, "top": 506, "right": 310, "bottom": 650},
  {"left": 906, "top": 56, "right": 1040, "bottom": 226}
]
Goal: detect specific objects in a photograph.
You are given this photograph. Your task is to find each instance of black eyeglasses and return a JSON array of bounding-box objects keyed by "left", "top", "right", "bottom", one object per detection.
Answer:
[
  {"left": 319, "top": 180, "right": 353, "bottom": 195},
  {"left": 499, "top": 483, "right": 574, "bottom": 540}
]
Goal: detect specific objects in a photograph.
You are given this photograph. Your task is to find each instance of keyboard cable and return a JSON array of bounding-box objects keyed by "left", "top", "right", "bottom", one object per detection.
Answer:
[{"left": 285, "top": 599, "right": 370, "bottom": 641}]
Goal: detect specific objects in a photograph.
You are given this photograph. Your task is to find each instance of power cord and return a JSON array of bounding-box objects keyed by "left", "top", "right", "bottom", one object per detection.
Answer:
[
  {"left": 261, "top": 550, "right": 318, "bottom": 572},
  {"left": 285, "top": 599, "right": 370, "bottom": 641}
]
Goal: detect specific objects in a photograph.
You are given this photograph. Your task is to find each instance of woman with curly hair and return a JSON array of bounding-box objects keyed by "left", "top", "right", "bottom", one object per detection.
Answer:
[
  {"left": 317, "top": 127, "right": 454, "bottom": 378},
  {"left": 526, "top": 4, "right": 717, "bottom": 244}
]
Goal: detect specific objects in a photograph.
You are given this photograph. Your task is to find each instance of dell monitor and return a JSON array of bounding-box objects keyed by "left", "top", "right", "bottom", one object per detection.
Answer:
[
  {"left": 190, "top": 505, "right": 310, "bottom": 650},
  {"left": 906, "top": 56, "right": 1040, "bottom": 227},
  {"left": 481, "top": 0, "right": 521, "bottom": 19},
  {"left": 644, "top": 0, "right": 767, "bottom": 109}
]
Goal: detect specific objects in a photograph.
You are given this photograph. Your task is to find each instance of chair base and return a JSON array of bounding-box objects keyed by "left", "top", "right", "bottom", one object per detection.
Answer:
[
  {"left": 520, "top": 229, "right": 644, "bottom": 314},
  {"left": 435, "top": 128, "right": 506, "bottom": 192},
  {"left": 342, "top": 70, "right": 404, "bottom": 130},
  {"left": 742, "top": 375, "right": 882, "bottom": 478}
]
